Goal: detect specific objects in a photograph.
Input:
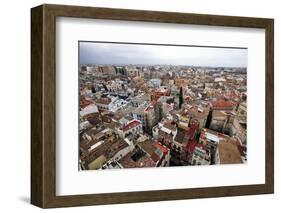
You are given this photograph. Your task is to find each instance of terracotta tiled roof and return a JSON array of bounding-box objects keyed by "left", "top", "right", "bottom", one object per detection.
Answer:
[
  {"left": 123, "top": 120, "right": 141, "bottom": 132},
  {"left": 150, "top": 152, "right": 160, "bottom": 163},
  {"left": 80, "top": 99, "right": 93, "bottom": 109},
  {"left": 119, "top": 153, "right": 156, "bottom": 168},
  {"left": 212, "top": 100, "right": 235, "bottom": 108},
  {"left": 153, "top": 143, "right": 169, "bottom": 154}
]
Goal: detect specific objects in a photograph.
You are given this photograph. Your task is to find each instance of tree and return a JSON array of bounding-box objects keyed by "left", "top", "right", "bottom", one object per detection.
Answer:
[{"left": 179, "top": 87, "right": 184, "bottom": 109}]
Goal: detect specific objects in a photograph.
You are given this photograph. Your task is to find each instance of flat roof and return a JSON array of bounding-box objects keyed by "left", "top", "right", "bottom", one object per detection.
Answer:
[{"left": 218, "top": 140, "right": 242, "bottom": 164}]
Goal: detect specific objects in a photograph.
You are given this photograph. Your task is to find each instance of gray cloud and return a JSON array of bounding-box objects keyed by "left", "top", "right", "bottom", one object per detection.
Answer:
[{"left": 79, "top": 42, "right": 247, "bottom": 67}]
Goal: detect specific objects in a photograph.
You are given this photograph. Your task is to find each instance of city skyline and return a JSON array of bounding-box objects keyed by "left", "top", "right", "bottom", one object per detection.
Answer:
[{"left": 79, "top": 42, "right": 248, "bottom": 68}]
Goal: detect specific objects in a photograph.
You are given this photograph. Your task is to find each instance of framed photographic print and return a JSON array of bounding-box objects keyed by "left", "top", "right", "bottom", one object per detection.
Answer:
[{"left": 31, "top": 4, "right": 274, "bottom": 208}]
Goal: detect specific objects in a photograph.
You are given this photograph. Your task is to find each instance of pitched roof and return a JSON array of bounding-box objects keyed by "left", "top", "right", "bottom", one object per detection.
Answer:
[
  {"left": 119, "top": 152, "right": 156, "bottom": 168},
  {"left": 153, "top": 143, "right": 169, "bottom": 154},
  {"left": 211, "top": 100, "right": 235, "bottom": 109},
  {"left": 123, "top": 119, "right": 141, "bottom": 132}
]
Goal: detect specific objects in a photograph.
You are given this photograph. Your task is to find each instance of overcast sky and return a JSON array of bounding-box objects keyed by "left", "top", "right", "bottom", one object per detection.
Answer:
[{"left": 79, "top": 42, "right": 247, "bottom": 67}]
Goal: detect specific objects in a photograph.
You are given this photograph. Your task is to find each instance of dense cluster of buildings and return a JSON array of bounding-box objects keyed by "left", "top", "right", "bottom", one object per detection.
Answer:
[{"left": 79, "top": 64, "right": 247, "bottom": 170}]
